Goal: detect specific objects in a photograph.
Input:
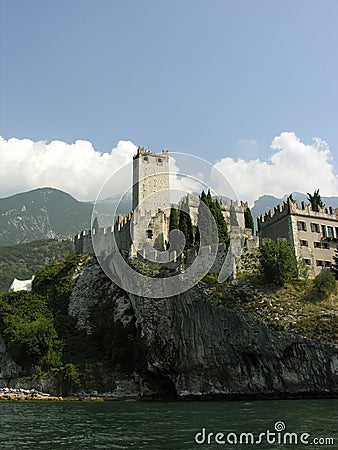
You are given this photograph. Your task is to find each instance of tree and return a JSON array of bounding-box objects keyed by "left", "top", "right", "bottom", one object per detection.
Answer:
[
  {"left": 259, "top": 238, "right": 298, "bottom": 286},
  {"left": 307, "top": 189, "right": 325, "bottom": 212},
  {"left": 197, "top": 190, "right": 229, "bottom": 246},
  {"left": 178, "top": 209, "right": 194, "bottom": 250},
  {"left": 169, "top": 207, "right": 179, "bottom": 232},
  {"left": 244, "top": 207, "right": 254, "bottom": 234},
  {"left": 206, "top": 189, "right": 213, "bottom": 207},
  {"left": 194, "top": 226, "right": 200, "bottom": 248},
  {"left": 197, "top": 191, "right": 215, "bottom": 246},
  {"left": 210, "top": 199, "right": 229, "bottom": 245},
  {"left": 313, "top": 270, "right": 336, "bottom": 300}
]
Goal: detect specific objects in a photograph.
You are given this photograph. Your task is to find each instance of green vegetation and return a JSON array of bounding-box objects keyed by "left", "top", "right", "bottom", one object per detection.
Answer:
[
  {"left": 307, "top": 189, "right": 325, "bottom": 212},
  {"left": 32, "top": 254, "right": 89, "bottom": 359},
  {"left": 169, "top": 207, "right": 179, "bottom": 232},
  {"left": 259, "top": 238, "right": 298, "bottom": 286},
  {"left": 198, "top": 190, "right": 229, "bottom": 246},
  {"left": 0, "top": 254, "right": 95, "bottom": 393},
  {"left": 313, "top": 270, "right": 336, "bottom": 300},
  {"left": 178, "top": 207, "right": 194, "bottom": 250},
  {"left": 202, "top": 271, "right": 338, "bottom": 346},
  {"left": 0, "top": 239, "right": 73, "bottom": 292},
  {"left": 0, "top": 187, "right": 92, "bottom": 245},
  {"left": 0, "top": 291, "right": 61, "bottom": 372},
  {"left": 244, "top": 207, "right": 255, "bottom": 234}
]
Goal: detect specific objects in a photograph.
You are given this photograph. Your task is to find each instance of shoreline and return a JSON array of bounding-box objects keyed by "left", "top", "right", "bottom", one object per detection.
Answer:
[{"left": 1, "top": 388, "right": 337, "bottom": 402}]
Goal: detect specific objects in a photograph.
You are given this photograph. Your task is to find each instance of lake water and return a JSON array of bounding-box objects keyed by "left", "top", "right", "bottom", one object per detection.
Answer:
[{"left": 0, "top": 399, "right": 336, "bottom": 449}]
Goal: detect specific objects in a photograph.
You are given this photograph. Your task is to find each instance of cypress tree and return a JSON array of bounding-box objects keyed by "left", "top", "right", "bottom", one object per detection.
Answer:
[
  {"left": 194, "top": 226, "right": 200, "bottom": 248},
  {"left": 206, "top": 189, "right": 213, "bottom": 207},
  {"left": 198, "top": 191, "right": 214, "bottom": 245},
  {"left": 244, "top": 207, "right": 254, "bottom": 234},
  {"left": 169, "top": 207, "right": 179, "bottom": 232},
  {"left": 197, "top": 191, "right": 228, "bottom": 246},
  {"left": 210, "top": 199, "right": 229, "bottom": 245},
  {"left": 178, "top": 202, "right": 194, "bottom": 250}
]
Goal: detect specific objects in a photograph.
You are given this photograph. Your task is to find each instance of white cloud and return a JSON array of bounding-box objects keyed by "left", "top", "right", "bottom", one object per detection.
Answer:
[
  {"left": 1, "top": 132, "right": 337, "bottom": 206},
  {"left": 0, "top": 136, "right": 137, "bottom": 200},
  {"left": 213, "top": 132, "right": 338, "bottom": 206}
]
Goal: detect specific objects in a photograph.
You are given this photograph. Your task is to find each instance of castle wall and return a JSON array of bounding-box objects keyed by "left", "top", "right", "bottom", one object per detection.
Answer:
[
  {"left": 258, "top": 200, "right": 338, "bottom": 278},
  {"left": 74, "top": 230, "right": 94, "bottom": 255}
]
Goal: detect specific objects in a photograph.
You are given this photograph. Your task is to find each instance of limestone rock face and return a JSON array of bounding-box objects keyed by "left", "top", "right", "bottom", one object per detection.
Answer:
[
  {"left": 0, "top": 335, "right": 22, "bottom": 383},
  {"left": 69, "top": 259, "right": 338, "bottom": 399}
]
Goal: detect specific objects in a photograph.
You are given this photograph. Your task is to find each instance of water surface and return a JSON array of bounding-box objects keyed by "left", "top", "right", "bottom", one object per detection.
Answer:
[{"left": 0, "top": 399, "right": 336, "bottom": 449}]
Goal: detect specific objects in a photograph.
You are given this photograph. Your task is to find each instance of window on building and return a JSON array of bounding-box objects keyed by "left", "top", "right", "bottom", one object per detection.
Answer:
[
  {"left": 335, "top": 227, "right": 338, "bottom": 238},
  {"left": 143, "top": 156, "right": 148, "bottom": 161},
  {"left": 311, "top": 223, "right": 320, "bottom": 232},
  {"left": 146, "top": 229, "right": 153, "bottom": 239},
  {"left": 297, "top": 221, "right": 307, "bottom": 231},
  {"left": 300, "top": 240, "right": 308, "bottom": 246},
  {"left": 303, "top": 259, "right": 311, "bottom": 266},
  {"left": 316, "top": 260, "right": 324, "bottom": 266},
  {"left": 327, "top": 226, "right": 334, "bottom": 238},
  {"left": 314, "top": 242, "right": 329, "bottom": 249},
  {"left": 321, "top": 225, "right": 327, "bottom": 237},
  {"left": 157, "top": 158, "right": 163, "bottom": 163},
  {"left": 325, "top": 261, "right": 332, "bottom": 267}
]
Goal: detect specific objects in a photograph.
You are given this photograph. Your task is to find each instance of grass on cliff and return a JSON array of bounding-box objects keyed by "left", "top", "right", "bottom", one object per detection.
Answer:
[{"left": 203, "top": 273, "right": 338, "bottom": 346}]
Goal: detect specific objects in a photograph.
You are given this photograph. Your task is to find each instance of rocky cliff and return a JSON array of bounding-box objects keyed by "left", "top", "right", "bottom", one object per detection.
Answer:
[{"left": 67, "top": 258, "right": 338, "bottom": 399}]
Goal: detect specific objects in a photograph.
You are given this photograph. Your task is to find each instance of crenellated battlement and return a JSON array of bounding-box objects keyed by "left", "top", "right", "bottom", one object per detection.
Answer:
[
  {"left": 220, "top": 198, "right": 248, "bottom": 212},
  {"left": 258, "top": 198, "right": 338, "bottom": 231}
]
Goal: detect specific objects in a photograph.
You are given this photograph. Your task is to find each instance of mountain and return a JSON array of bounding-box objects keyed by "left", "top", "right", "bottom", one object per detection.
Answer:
[
  {"left": 251, "top": 192, "right": 338, "bottom": 227},
  {"left": 0, "top": 188, "right": 92, "bottom": 245}
]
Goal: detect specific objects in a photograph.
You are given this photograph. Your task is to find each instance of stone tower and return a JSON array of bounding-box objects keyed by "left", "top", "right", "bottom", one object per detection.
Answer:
[{"left": 132, "top": 147, "right": 170, "bottom": 217}]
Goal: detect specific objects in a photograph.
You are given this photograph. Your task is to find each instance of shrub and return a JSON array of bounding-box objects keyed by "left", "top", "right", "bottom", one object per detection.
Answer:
[
  {"left": 313, "top": 270, "right": 336, "bottom": 300},
  {"left": 0, "top": 291, "right": 62, "bottom": 371},
  {"left": 259, "top": 238, "right": 298, "bottom": 286}
]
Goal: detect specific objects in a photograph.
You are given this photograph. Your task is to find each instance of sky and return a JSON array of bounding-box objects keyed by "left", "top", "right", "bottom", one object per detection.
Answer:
[{"left": 0, "top": 0, "right": 338, "bottom": 205}]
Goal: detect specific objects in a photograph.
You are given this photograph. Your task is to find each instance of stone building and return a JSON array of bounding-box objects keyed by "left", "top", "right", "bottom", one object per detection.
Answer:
[
  {"left": 257, "top": 197, "right": 338, "bottom": 277},
  {"left": 75, "top": 146, "right": 256, "bottom": 266},
  {"left": 75, "top": 147, "right": 171, "bottom": 255},
  {"left": 132, "top": 147, "right": 170, "bottom": 218},
  {"left": 131, "top": 147, "right": 170, "bottom": 252}
]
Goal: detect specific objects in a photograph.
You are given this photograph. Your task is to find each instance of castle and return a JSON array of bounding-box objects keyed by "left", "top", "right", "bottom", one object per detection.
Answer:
[
  {"left": 74, "top": 147, "right": 255, "bottom": 271},
  {"left": 257, "top": 197, "right": 338, "bottom": 277}
]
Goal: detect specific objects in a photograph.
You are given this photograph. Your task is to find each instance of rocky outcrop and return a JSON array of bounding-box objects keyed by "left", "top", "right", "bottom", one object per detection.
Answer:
[
  {"left": 0, "top": 335, "right": 21, "bottom": 384},
  {"left": 68, "top": 259, "right": 338, "bottom": 399}
]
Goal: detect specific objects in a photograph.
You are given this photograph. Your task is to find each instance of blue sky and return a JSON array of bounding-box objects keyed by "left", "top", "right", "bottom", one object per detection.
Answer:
[{"left": 0, "top": 0, "right": 337, "bottom": 203}]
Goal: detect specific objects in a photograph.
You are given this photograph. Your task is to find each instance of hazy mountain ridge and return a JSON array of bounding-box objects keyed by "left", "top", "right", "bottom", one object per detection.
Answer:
[{"left": 0, "top": 188, "right": 92, "bottom": 245}]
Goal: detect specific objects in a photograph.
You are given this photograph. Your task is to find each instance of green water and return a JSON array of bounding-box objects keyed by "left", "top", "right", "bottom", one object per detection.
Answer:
[{"left": 0, "top": 399, "right": 336, "bottom": 449}]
